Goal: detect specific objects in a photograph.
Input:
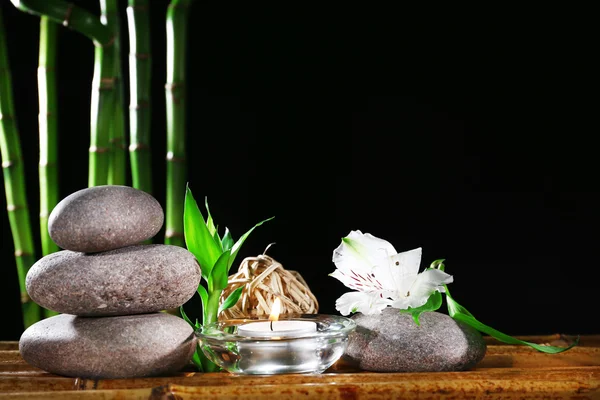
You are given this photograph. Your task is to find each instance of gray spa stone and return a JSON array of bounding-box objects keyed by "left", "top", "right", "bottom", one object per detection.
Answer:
[
  {"left": 344, "top": 309, "right": 486, "bottom": 372},
  {"left": 19, "top": 313, "right": 196, "bottom": 379},
  {"left": 48, "top": 185, "right": 164, "bottom": 253},
  {"left": 26, "top": 244, "right": 201, "bottom": 316}
]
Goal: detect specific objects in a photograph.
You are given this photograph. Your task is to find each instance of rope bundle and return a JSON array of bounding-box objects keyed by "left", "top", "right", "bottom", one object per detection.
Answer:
[{"left": 219, "top": 253, "right": 319, "bottom": 320}]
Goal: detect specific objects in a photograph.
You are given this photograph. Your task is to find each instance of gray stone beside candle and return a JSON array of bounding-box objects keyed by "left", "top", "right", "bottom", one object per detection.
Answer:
[
  {"left": 26, "top": 244, "right": 201, "bottom": 316},
  {"left": 19, "top": 313, "right": 196, "bottom": 379},
  {"left": 48, "top": 185, "right": 164, "bottom": 253},
  {"left": 344, "top": 309, "right": 486, "bottom": 372}
]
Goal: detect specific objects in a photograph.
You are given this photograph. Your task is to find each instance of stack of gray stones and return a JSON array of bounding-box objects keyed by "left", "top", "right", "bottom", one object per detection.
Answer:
[{"left": 19, "top": 186, "right": 202, "bottom": 379}]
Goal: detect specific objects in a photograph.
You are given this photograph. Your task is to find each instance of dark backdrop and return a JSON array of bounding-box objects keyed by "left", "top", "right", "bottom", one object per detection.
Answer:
[{"left": 1, "top": 1, "right": 597, "bottom": 340}]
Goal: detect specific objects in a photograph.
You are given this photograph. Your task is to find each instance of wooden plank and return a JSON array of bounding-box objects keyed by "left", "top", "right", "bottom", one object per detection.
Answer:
[
  {"left": 1, "top": 372, "right": 598, "bottom": 400},
  {"left": 1, "top": 366, "right": 598, "bottom": 393},
  {"left": 81, "top": 366, "right": 600, "bottom": 391},
  {"left": 0, "top": 336, "right": 599, "bottom": 398},
  {"left": 0, "top": 343, "right": 17, "bottom": 351}
]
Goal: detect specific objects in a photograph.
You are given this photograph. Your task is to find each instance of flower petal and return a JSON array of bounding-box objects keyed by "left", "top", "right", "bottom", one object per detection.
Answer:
[
  {"left": 335, "top": 291, "right": 392, "bottom": 316},
  {"left": 347, "top": 231, "right": 397, "bottom": 259},
  {"left": 390, "top": 296, "right": 412, "bottom": 310},
  {"left": 405, "top": 269, "right": 453, "bottom": 309},
  {"left": 333, "top": 231, "right": 396, "bottom": 270},
  {"left": 331, "top": 231, "right": 396, "bottom": 292},
  {"left": 375, "top": 247, "right": 422, "bottom": 296}
]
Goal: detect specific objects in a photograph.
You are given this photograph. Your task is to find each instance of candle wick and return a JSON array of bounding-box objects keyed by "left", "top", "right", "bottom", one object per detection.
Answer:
[{"left": 270, "top": 320, "right": 273, "bottom": 331}]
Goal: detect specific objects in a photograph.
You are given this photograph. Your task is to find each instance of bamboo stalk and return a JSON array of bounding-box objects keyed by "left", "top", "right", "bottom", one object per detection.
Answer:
[
  {"left": 9, "top": 0, "right": 117, "bottom": 188},
  {"left": 89, "top": 29, "right": 116, "bottom": 188},
  {"left": 165, "top": 0, "right": 194, "bottom": 247},
  {"left": 127, "top": 0, "right": 152, "bottom": 194},
  {"left": 38, "top": 16, "right": 60, "bottom": 318},
  {"left": 0, "top": 8, "right": 42, "bottom": 328},
  {"left": 100, "top": 0, "right": 126, "bottom": 186}
]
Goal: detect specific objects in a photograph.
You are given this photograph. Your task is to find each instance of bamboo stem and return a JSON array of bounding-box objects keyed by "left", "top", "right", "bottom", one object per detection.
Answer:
[
  {"left": 0, "top": 8, "right": 42, "bottom": 328},
  {"left": 127, "top": 0, "right": 152, "bottom": 194},
  {"left": 38, "top": 16, "right": 60, "bottom": 318},
  {"left": 100, "top": 0, "right": 126, "bottom": 186},
  {"left": 165, "top": 0, "right": 194, "bottom": 247},
  {"left": 37, "top": 17, "right": 59, "bottom": 258},
  {"left": 10, "top": 0, "right": 114, "bottom": 45},
  {"left": 10, "top": 0, "right": 116, "bottom": 188}
]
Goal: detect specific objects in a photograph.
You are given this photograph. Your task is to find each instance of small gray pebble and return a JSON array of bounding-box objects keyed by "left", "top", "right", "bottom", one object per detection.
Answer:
[{"left": 48, "top": 185, "right": 164, "bottom": 253}]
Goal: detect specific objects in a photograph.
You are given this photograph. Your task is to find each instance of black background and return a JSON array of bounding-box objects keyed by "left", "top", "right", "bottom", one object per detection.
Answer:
[{"left": 1, "top": 1, "right": 597, "bottom": 340}]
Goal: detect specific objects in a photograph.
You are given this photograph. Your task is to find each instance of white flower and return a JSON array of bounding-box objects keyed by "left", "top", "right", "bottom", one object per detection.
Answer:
[{"left": 331, "top": 230, "right": 453, "bottom": 315}]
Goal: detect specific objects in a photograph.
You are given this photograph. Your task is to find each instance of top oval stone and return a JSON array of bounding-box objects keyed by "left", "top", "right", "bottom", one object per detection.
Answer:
[{"left": 48, "top": 185, "right": 164, "bottom": 253}]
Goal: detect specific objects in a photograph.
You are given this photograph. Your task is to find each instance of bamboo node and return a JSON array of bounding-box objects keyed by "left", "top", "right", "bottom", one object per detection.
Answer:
[
  {"left": 38, "top": 160, "right": 56, "bottom": 167},
  {"left": 129, "top": 101, "right": 150, "bottom": 110},
  {"left": 2, "top": 160, "right": 16, "bottom": 168},
  {"left": 165, "top": 229, "right": 184, "bottom": 239},
  {"left": 128, "top": 5, "right": 149, "bottom": 12},
  {"left": 0, "top": 113, "right": 14, "bottom": 120},
  {"left": 166, "top": 151, "right": 186, "bottom": 163},
  {"left": 219, "top": 253, "right": 319, "bottom": 320},
  {"left": 100, "top": 78, "right": 116, "bottom": 90},
  {"left": 6, "top": 204, "right": 24, "bottom": 212},
  {"left": 164, "top": 82, "right": 183, "bottom": 91},
  {"left": 62, "top": 3, "right": 74, "bottom": 27},
  {"left": 21, "top": 292, "right": 32, "bottom": 304},
  {"left": 14, "top": 249, "right": 33, "bottom": 258},
  {"left": 129, "top": 143, "right": 150, "bottom": 151},
  {"left": 89, "top": 146, "right": 110, "bottom": 154},
  {"left": 132, "top": 53, "right": 151, "bottom": 60}
]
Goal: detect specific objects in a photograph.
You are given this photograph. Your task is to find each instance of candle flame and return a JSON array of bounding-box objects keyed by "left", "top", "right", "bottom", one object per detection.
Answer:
[{"left": 269, "top": 298, "right": 281, "bottom": 322}]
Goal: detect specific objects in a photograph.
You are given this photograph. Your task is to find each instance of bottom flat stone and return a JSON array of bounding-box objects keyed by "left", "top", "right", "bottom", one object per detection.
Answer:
[{"left": 19, "top": 313, "right": 195, "bottom": 379}]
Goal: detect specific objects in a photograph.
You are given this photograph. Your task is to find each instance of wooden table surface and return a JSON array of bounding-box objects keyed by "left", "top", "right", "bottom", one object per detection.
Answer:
[{"left": 1, "top": 334, "right": 598, "bottom": 399}]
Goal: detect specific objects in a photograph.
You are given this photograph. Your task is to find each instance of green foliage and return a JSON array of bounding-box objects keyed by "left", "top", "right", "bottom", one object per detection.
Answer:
[
  {"left": 400, "top": 291, "right": 443, "bottom": 325},
  {"left": 181, "top": 186, "right": 273, "bottom": 371},
  {"left": 219, "top": 287, "right": 244, "bottom": 314},
  {"left": 183, "top": 186, "right": 222, "bottom": 279}
]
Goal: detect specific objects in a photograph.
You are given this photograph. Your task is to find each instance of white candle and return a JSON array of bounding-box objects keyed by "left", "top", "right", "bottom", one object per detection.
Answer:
[
  {"left": 237, "top": 320, "right": 317, "bottom": 338},
  {"left": 236, "top": 298, "right": 317, "bottom": 338}
]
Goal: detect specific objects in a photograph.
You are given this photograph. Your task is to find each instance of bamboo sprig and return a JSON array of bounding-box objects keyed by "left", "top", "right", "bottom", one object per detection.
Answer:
[
  {"left": 100, "top": 0, "right": 126, "bottom": 186},
  {"left": 165, "top": 0, "right": 194, "bottom": 247},
  {"left": 38, "top": 16, "right": 60, "bottom": 318},
  {"left": 38, "top": 16, "right": 59, "bottom": 258},
  {"left": 9, "top": 0, "right": 116, "bottom": 188},
  {"left": 127, "top": 0, "right": 152, "bottom": 194},
  {"left": 0, "top": 8, "right": 42, "bottom": 328}
]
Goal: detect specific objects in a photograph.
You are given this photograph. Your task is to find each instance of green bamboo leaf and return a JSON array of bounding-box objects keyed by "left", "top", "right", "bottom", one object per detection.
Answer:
[
  {"left": 228, "top": 216, "right": 275, "bottom": 271},
  {"left": 400, "top": 291, "right": 443, "bottom": 325},
  {"left": 197, "top": 284, "right": 208, "bottom": 324},
  {"left": 184, "top": 187, "right": 222, "bottom": 279},
  {"left": 191, "top": 344, "right": 204, "bottom": 372},
  {"left": 179, "top": 305, "right": 194, "bottom": 328},
  {"left": 205, "top": 197, "right": 217, "bottom": 236},
  {"left": 213, "top": 226, "right": 223, "bottom": 252},
  {"left": 445, "top": 287, "right": 577, "bottom": 353},
  {"left": 219, "top": 286, "right": 244, "bottom": 314},
  {"left": 222, "top": 228, "right": 234, "bottom": 251},
  {"left": 209, "top": 250, "right": 231, "bottom": 292}
]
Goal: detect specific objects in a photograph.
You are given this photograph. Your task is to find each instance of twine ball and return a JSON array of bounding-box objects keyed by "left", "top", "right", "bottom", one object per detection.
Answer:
[{"left": 219, "top": 254, "right": 319, "bottom": 320}]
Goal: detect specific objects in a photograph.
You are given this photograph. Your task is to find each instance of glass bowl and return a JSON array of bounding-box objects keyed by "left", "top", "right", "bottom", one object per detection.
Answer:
[{"left": 195, "top": 314, "right": 356, "bottom": 375}]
